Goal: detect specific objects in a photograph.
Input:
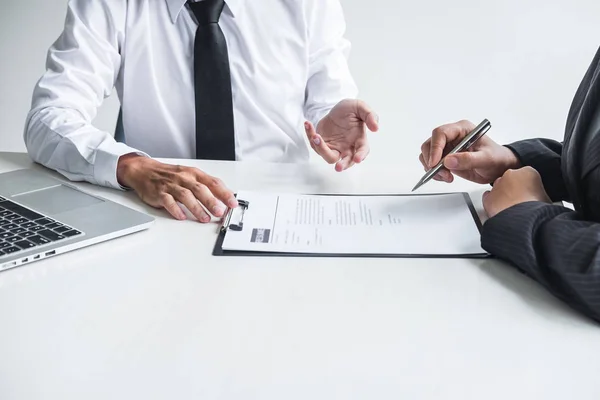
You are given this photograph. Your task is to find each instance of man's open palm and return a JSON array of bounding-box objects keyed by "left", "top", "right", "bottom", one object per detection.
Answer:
[{"left": 305, "top": 99, "right": 379, "bottom": 171}]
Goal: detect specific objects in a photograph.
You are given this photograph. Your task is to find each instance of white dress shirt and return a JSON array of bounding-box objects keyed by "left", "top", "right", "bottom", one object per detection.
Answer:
[{"left": 25, "top": 0, "right": 358, "bottom": 189}]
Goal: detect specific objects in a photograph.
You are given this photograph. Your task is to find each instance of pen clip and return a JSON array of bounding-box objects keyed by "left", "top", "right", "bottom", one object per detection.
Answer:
[{"left": 220, "top": 199, "right": 250, "bottom": 233}]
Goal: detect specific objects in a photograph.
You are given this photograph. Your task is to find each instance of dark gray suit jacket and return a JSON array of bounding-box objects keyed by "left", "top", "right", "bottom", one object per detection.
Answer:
[{"left": 481, "top": 47, "right": 600, "bottom": 322}]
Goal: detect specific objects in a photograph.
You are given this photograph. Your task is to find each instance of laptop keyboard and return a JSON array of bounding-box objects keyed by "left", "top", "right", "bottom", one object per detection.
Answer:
[{"left": 0, "top": 196, "right": 82, "bottom": 258}]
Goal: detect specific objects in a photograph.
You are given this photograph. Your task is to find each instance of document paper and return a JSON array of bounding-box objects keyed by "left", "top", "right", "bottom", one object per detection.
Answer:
[{"left": 221, "top": 191, "right": 486, "bottom": 256}]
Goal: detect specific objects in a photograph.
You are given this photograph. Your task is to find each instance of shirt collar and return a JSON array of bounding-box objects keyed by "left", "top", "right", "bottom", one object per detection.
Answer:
[{"left": 166, "top": 0, "right": 242, "bottom": 23}]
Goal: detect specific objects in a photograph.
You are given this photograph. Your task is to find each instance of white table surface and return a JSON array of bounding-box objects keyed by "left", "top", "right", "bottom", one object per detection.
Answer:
[{"left": 0, "top": 152, "right": 599, "bottom": 400}]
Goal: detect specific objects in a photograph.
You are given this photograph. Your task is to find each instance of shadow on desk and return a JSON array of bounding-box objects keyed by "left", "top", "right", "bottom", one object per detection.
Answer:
[
  {"left": 0, "top": 151, "right": 36, "bottom": 170},
  {"left": 477, "top": 259, "right": 597, "bottom": 327}
]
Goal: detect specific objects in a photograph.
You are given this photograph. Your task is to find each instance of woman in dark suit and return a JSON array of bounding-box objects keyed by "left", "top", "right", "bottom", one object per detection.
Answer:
[{"left": 419, "top": 47, "right": 600, "bottom": 322}]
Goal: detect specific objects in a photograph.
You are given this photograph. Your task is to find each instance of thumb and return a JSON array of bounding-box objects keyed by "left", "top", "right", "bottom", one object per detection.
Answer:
[
  {"left": 304, "top": 121, "right": 318, "bottom": 142},
  {"left": 444, "top": 151, "right": 489, "bottom": 171},
  {"left": 305, "top": 121, "right": 341, "bottom": 164}
]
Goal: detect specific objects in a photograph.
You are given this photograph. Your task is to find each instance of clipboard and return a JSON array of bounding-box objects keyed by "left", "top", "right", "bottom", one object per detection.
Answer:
[{"left": 213, "top": 193, "right": 491, "bottom": 259}]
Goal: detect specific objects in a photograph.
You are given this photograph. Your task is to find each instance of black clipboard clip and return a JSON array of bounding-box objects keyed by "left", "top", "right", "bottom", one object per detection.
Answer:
[{"left": 220, "top": 199, "right": 250, "bottom": 232}]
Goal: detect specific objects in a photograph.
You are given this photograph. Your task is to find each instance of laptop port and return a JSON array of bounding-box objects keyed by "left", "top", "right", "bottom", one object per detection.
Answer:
[
  {"left": 1, "top": 261, "right": 17, "bottom": 269},
  {"left": 33, "top": 255, "right": 40, "bottom": 260},
  {"left": 22, "top": 258, "right": 28, "bottom": 263},
  {"left": 45, "top": 250, "right": 56, "bottom": 257}
]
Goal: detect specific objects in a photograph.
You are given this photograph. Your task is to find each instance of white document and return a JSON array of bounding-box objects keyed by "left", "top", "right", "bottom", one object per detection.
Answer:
[{"left": 221, "top": 191, "right": 486, "bottom": 256}]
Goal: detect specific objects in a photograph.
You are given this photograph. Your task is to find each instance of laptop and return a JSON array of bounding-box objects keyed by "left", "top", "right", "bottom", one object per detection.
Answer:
[{"left": 0, "top": 169, "right": 154, "bottom": 271}]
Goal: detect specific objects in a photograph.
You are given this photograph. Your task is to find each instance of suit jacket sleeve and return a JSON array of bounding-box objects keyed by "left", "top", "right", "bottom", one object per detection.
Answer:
[
  {"left": 506, "top": 139, "right": 569, "bottom": 202},
  {"left": 482, "top": 202, "right": 600, "bottom": 323}
]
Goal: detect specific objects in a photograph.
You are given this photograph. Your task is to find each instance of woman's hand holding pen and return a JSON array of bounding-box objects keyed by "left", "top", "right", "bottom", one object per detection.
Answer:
[
  {"left": 419, "top": 120, "right": 520, "bottom": 184},
  {"left": 420, "top": 119, "right": 552, "bottom": 218}
]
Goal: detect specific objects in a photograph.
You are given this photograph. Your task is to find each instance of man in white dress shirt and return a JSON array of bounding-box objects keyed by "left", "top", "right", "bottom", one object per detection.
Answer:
[{"left": 25, "top": 0, "right": 379, "bottom": 222}]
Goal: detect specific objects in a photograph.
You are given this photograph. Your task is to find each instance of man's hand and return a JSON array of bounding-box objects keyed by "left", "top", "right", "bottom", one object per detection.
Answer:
[
  {"left": 305, "top": 99, "right": 379, "bottom": 172},
  {"left": 420, "top": 120, "right": 521, "bottom": 184},
  {"left": 117, "top": 155, "right": 238, "bottom": 222},
  {"left": 483, "top": 167, "right": 552, "bottom": 218}
]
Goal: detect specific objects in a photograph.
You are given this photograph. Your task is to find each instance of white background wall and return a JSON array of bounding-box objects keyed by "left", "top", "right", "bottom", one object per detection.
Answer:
[{"left": 1, "top": 0, "right": 600, "bottom": 166}]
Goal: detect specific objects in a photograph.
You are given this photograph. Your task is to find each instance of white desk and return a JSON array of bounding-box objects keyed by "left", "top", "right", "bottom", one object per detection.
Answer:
[{"left": 0, "top": 152, "right": 599, "bottom": 400}]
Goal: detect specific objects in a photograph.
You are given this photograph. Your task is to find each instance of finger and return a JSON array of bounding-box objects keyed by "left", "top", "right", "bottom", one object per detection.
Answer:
[
  {"left": 173, "top": 187, "right": 211, "bottom": 223},
  {"left": 160, "top": 193, "right": 187, "bottom": 221},
  {"left": 304, "top": 120, "right": 318, "bottom": 141},
  {"left": 194, "top": 171, "right": 238, "bottom": 209},
  {"left": 482, "top": 190, "right": 494, "bottom": 217},
  {"left": 336, "top": 152, "right": 354, "bottom": 172},
  {"left": 187, "top": 181, "right": 228, "bottom": 218},
  {"left": 482, "top": 190, "right": 491, "bottom": 206},
  {"left": 420, "top": 153, "right": 452, "bottom": 182},
  {"left": 433, "top": 173, "right": 454, "bottom": 183},
  {"left": 429, "top": 131, "right": 449, "bottom": 168},
  {"left": 419, "top": 153, "right": 428, "bottom": 170},
  {"left": 353, "top": 147, "right": 370, "bottom": 163},
  {"left": 431, "top": 169, "right": 454, "bottom": 183},
  {"left": 305, "top": 122, "right": 341, "bottom": 164},
  {"left": 429, "top": 120, "right": 474, "bottom": 168},
  {"left": 355, "top": 100, "right": 379, "bottom": 132},
  {"left": 444, "top": 151, "right": 490, "bottom": 171},
  {"left": 437, "top": 169, "right": 454, "bottom": 183},
  {"left": 344, "top": 160, "right": 357, "bottom": 171},
  {"left": 420, "top": 138, "right": 433, "bottom": 168},
  {"left": 353, "top": 137, "right": 370, "bottom": 163}
]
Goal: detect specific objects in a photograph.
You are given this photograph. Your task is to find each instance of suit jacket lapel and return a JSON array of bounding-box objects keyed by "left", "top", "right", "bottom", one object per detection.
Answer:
[{"left": 563, "top": 47, "right": 600, "bottom": 213}]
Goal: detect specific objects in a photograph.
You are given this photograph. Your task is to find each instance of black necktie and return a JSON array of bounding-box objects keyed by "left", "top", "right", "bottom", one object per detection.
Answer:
[{"left": 188, "top": 0, "right": 235, "bottom": 160}]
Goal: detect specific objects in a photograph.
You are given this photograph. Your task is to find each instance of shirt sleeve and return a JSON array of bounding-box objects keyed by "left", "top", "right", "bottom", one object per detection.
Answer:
[
  {"left": 303, "top": 0, "right": 359, "bottom": 128},
  {"left": 24, "top": 0, "right": 146, "bottom": 190}
]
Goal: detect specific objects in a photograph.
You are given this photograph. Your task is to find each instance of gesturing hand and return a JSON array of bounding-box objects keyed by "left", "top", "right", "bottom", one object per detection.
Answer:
[
  {"left": 117, "top": 155, "right": 238, "bottom": 222},
  {"left": 305, "top": 99, "right": 379, "bottom": 172}
]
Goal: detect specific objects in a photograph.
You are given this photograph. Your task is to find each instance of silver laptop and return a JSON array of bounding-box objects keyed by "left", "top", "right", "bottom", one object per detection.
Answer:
[{"left": 0, "top": 169, "right": 154, "bottom": 271}]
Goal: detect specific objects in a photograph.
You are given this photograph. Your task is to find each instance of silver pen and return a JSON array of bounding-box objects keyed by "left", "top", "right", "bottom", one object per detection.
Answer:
[{"left": 412, "top": 119, "right": 492, "bottom": 192}]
